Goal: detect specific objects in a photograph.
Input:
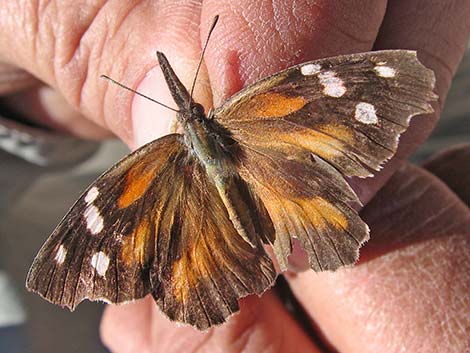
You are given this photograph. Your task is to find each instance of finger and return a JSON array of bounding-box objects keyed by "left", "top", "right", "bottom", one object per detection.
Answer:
[
  {"left": 423, "top": 143, "right": 470, "bottom": 206},
  {"left": 202, "top": 0, "right": 388, "bottom": 104},
  {"left": 0, "top": 4, "right": 111, "bottom": 139},
  {"left": 355, "top": 0, "right": 470, "bottom": 202},
  {"left": 100, "top": 291, "right": 321, "bottom": 353},
  {"left": 100, "top": 296, "right": 153, "bottom": 353},
  {"left": 286, "top": 162, "right": 470, "bottom": 352},
  {"left": 0, "top": 1, "right": 208, "bottom": 146}
]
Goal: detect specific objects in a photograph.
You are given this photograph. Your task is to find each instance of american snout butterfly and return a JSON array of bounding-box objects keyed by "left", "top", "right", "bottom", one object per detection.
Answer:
[{"left": 26, "top": 15, "right": 437, "bottom": 330}]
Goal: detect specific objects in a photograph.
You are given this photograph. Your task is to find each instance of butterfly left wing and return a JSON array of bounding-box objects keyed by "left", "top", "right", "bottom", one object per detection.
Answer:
[
  {"left": 213, "top": 50, "right": 436, "bottom": 271},
  {"left": 149, "top": 152, "right": 275, "bottom": 330},
  {"left": 27, "top": 133, "right": 276, "bottom": 329},
  {"left": 26, "top": 134, "right": 184, "bottom": 309}
]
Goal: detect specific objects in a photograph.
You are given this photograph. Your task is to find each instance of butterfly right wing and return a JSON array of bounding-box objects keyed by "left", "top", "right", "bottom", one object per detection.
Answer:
[{"left": 213, "top": 50, "right": 436, "bottom": 271}]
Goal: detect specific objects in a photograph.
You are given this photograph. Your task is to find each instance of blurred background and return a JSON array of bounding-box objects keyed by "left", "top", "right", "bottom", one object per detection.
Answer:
[{"left": 0, "top": 48, "right": 468, "bottom": 353}]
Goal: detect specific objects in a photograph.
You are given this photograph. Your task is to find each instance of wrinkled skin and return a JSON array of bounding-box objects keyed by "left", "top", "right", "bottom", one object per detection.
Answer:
[{"left": 1, "top": 1, "right": 469, "bottom": 352}]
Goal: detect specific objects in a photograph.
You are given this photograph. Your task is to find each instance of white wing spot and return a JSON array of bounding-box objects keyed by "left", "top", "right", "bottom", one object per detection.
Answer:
[
  {"left": 91, "top": 251, "right": 110, "bottom": 277},
  {"left": 318, "top": 71, "right": 346, "bottom": 97},
  {"left": 355, "top": 102, "right": 378, "bottom": 124},
  {"left": 85, "top": 186, "right": 99, "bottom": 204},
  {"left": 84, "top": 204, "right": 104, "bottom": 234},
  {"left": 301, "top": 63, "right": 321, "bottom": 76},
  {"left": 54, "top": 245, "right": 67, "bottom": 264},
  {"left": 374, "top": 65, "right": 396, "bottom": 78}
]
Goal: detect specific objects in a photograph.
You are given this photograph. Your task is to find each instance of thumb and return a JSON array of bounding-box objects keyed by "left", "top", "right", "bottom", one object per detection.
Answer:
[{"left": 129, "top": 47, "right": 213, "bottom": 150}]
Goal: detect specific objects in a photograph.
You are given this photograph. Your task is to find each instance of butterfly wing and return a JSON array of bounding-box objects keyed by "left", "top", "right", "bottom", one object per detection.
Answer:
[
  {"left": 26, "top": 133, "right": 275, "bottom": 329},
  {"left": 216, "top": 50, "right": 436, "bottom": 177},
  {"left": 237, "top": 146, "right": 369, "bottom": 271},
  {"left": 148, "top": 152, "right": 275, "bottom": 330},
  {"left": 26, "top": 134, "right": 185, "bottom": 308},
  {"left": 214, "top": 50, "right": 436, "bottom": 270}
]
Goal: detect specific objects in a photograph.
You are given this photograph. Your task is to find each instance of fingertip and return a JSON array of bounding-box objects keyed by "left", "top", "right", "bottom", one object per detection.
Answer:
[
  {"left": 131, "top": 54, "right": 213, "bottom": 150},
  {"left": 100, "top": 298, "right": 153, "bottom": 353},
  {"left": 131, "top": 66, "right": 177, "bottom": 149}
]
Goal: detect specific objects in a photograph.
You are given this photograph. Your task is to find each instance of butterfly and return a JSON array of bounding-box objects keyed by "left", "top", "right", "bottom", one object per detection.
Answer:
[{"left": 26, "top": 15, "right": 437, "bottom": 330}]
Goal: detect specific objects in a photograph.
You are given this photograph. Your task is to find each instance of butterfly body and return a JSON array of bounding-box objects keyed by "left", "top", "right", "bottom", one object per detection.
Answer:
[
  {"left": 27, "top": 44, "right": 437, "bottom": 330},
  {"left": 183, "top": 113, "right": 233, "bottom": 179},
  {"left": 159, "top": 50, "right": 260, "bottom": 247},
  {"left": 183, "top": 117, "right": 260, "bottom": 247}
]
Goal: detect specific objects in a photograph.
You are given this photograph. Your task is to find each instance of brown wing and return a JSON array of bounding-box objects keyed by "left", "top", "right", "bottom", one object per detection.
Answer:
[
  {"left": 27, "top": 133, "right": 275, "bottom": 330},
  {"left": 215, "top": 50, "right": 436, "bottom": 177},
  {"left": 237, "top": 146, "right": 368, "bottom": 271},
  {"left": 213, "top": 50, "right": 436, "bottom": 271},
  {"left": 148, "top": 149, "right": 275, "bottom": 330},
  {"left": 26, "top": 134, "right": 184, "bottom": 309}
]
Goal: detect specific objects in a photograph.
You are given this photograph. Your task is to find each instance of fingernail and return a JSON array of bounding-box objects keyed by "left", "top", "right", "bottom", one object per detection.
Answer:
[{"left": 132, "top": 66, "right": 177, "bottom": 149}]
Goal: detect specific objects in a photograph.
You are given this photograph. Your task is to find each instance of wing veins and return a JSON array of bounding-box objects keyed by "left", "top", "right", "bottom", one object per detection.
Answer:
[
  {"left": 70, "top": 190, "right": 121, "bottom": 308},
  {"left": 193, "top": 187, "right": 235, "bottom": 312}
]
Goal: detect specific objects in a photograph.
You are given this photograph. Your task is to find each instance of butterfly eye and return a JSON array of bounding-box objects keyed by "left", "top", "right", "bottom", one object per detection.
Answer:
[{"left": 192, "top": 103, "right": 205, "bottom": 117}]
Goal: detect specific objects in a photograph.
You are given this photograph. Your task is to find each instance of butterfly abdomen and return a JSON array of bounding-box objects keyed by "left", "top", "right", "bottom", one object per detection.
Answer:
[{"left": 183, "top": 118, "right": 263, "bottom": 247}]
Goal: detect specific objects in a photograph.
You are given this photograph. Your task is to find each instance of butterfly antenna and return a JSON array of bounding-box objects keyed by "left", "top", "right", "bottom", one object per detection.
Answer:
[
  {"left": 188, "top": 15, "right": 219, "bottom": 109},
  {"left": 100, "top": 75, "right": 180, "bottom": 113}
]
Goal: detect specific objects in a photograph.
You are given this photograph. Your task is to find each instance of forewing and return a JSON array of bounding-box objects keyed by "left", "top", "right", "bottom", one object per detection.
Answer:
[
  {"left": 214, "top": 50, "right": 436, "bottom": 270},
  {"left": 149, "top": 152, "right": 276, "bottom": 330},
  {"left": 26, "top": 134, "right": 184, "bottom": 309},
  {"left": 215, "top": 50, "right": 436, "bottom": 177}
]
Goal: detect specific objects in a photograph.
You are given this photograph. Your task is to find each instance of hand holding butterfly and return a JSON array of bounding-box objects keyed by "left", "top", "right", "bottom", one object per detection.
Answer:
[{"left": 1, "top": 1, "right": 469, "bottom": 352}]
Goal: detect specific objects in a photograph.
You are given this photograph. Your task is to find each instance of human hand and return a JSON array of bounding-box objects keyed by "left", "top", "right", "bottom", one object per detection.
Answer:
[
  {"left": 100, "top": 2, "right": 468, "bottom": 352},
  {"left": 101, "top": 144, "right": 470, "bottom": 353},
  {"left": 2, "top": 1, "right": 468, "bottom": 352},
  {"left": 1, "top": 1, "right": 467, "bottom": 197}
]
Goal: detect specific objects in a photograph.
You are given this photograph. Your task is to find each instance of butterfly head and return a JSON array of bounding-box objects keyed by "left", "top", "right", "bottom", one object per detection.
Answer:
[
  {"left": 156, "top": 51, "right": 211, "bottom": 130},
  {"left": 190, "top": 102, "right": 205, "bottom": 117}
]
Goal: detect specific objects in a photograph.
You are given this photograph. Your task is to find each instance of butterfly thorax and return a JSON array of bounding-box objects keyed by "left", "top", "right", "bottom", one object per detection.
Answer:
[
  {"left": 183, "top": 113, "right": 233, "bottom": 173},
  {"left": 181, "top": 109, "right": 236, "bottom": 190},
  {"left": 182, "top": 112, "right": 257, "bottom": 246}
]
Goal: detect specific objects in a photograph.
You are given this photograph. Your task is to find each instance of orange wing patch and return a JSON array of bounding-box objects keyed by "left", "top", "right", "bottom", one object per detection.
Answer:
[
  {"left": 255, "top": 188, "right": 348, "bottom": 233},
  {"left": 237, "top": 92, "right": 307, "bottom": 119},
  {"left": 118, "top": 165, "right": 158, "bottom": 209},
  {"left": 170, "top": 241, "right": 215, "bottom": 303},
  {"left": 277, "top": 124, "right": 354, "bottom": 160},
  {"left": 310, "top": 196, "right": 349, "bottom": 230},
  {"left": 171, "top": 255, "right": 193, "bottom": 303},
  {"left": 118, "top": 142, "right": 181, "bottom": 209},
  {"left": 121, "top": 217, "right": 154, "bottom": 266}
]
